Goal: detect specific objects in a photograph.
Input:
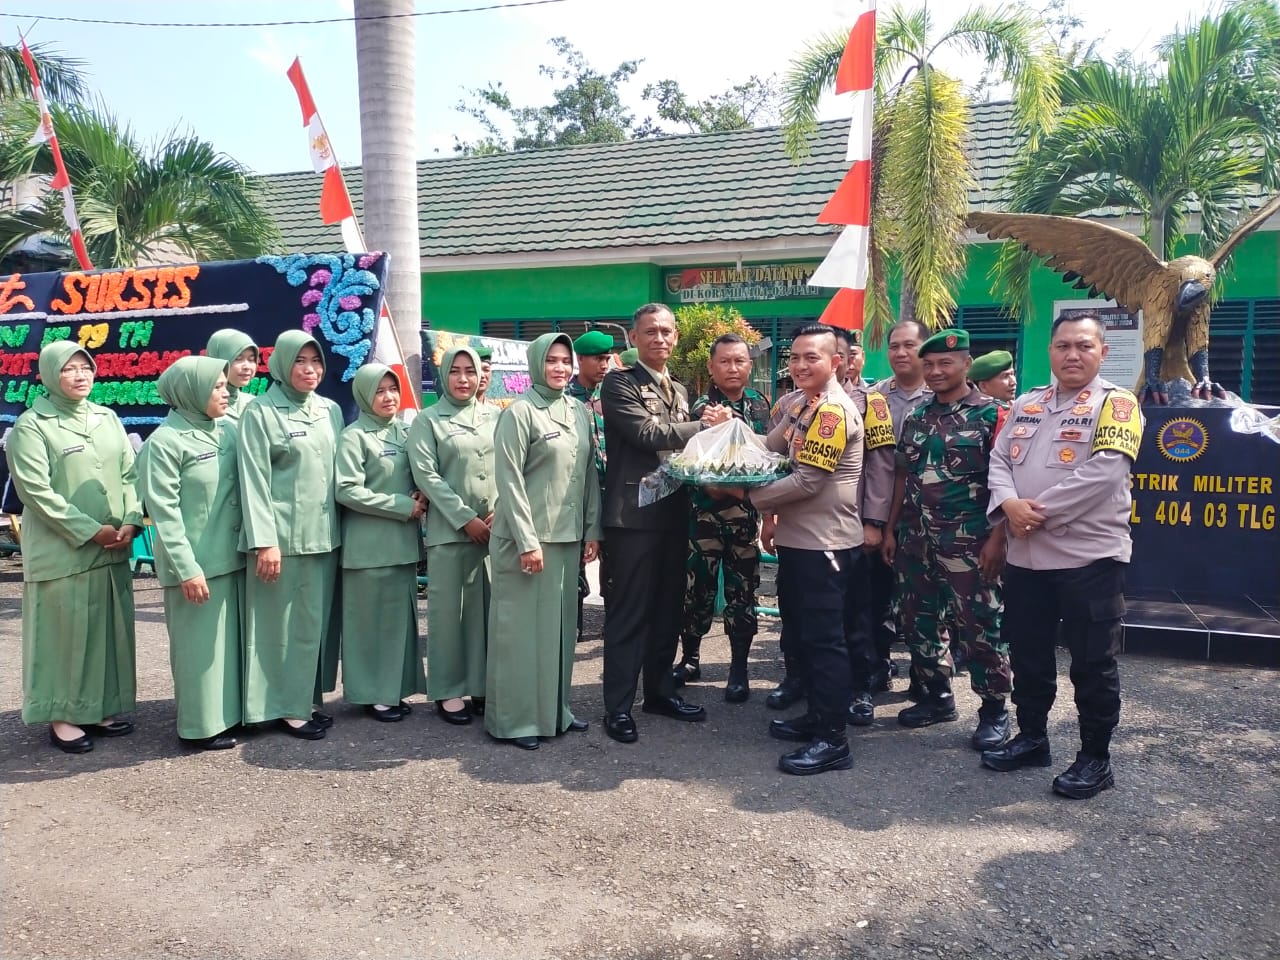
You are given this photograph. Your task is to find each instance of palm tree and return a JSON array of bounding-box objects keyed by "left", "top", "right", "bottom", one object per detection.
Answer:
[
  {"left": 0, "top": 41, "right": 87, "bottom": 104},
  {"left": 782, "top": 4, "right": 1061, "bottom": 342},
  {"left": 989, "top": 0, "right": 1280, "bottom": 310},
  {"left": 0, "top": 102, "right": 279, "bottom": 267},
  {"left": 354, "top": 0, "right": 422, "bottom": 402}
]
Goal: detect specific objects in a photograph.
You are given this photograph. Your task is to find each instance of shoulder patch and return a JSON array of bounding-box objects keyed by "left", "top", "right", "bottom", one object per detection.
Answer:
[
  {"left": 1091, "top": 389, "right": 1143, "bottom": 460},
  {"left": 862, "top": 390, "right": 895, "bottom": 451},
  {"left": 797, "top": 402, "right": 847, "bottom": 472}
]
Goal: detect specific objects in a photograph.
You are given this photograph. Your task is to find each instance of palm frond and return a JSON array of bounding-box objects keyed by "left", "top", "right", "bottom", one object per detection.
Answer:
[{"left": 0, "top": 42, "right": 88, "bottom": 104}]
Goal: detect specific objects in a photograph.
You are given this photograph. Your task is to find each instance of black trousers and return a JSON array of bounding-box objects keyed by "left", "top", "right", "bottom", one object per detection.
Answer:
[
  {"left": 1004, "top": 559, "right": 1125, "bottom": 751},
  {"left": 867, "top": 550, "right": 897, "bottom": 661},
  {"left": 776, "top": 550, "right": 875, "bottom": 695},
  {"left": 602, "top": 528, "right": 685, "bottom": 715},
  {"left": 777, "top": 546, "right": 870, "bottom": 733}
]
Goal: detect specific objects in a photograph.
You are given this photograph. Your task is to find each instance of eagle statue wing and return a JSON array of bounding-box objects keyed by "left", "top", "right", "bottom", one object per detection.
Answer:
[
  {"left": 967, "top": 212, "right": 1165, "bottom": 316},
  {"left": 1209, "top": 192, "right": 1280, "bottom": 268}
]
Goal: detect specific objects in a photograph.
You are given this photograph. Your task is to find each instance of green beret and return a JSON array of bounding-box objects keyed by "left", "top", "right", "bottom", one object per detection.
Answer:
[
  {"left": 970, "top": 350, "right": 1014, "bottom": 382},
  {"left": 918, "top": 328, "right": 969, "bottom": 356},
  {"left": 848, "top": 328, "right": 862, "bottom": 348},
  {"left": 573, "top": 330, "right": 614, "bottom": 357},
  {"left": 619, "top": 347, "right": 639, "bottom": 367},
  {"left": 475, "top": 345, "right": 493, "bottom": 361}
]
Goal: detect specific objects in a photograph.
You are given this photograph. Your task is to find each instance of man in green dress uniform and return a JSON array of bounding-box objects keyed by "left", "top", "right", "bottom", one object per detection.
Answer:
[
  {"left": 672, "top": 333, "right": 771, "bottom": 702},
  {"left": 568, "top": 330, "right": 612, "bottom": 640},
  {"left": 971, "top": 350, "right": 1018, "bottom": 405}
]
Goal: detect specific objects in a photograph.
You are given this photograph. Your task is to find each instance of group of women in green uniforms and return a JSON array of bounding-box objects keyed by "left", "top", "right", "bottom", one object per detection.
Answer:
[{"left": 8, "top": 330, "right": 601, "bottom": 755}]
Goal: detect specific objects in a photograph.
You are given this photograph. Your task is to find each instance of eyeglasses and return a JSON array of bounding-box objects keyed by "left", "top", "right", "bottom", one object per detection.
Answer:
[{"left": 60, "top": 365, "right": 94, "bottom": 375}]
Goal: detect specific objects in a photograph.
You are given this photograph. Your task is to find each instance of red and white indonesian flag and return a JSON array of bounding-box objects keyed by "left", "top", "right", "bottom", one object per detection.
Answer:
[
  {"left": 286, "top": 58, "right": 363, "bottom": 254},
  {"left": 285, "top": 57, "right": 418, "bottom": 412},
  {"left": 20, "top": 37, "right": 93, "bottom": 271},
  {"left": 809, "top": 0, "right": 876, "bottom": 332}
]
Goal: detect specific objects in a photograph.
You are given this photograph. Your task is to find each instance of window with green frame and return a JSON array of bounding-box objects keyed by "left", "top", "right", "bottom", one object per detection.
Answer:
[
  {"left": 953, "top": 306, "right": 1022, "bottom": 373},
  {"left": 480, "top": 319, "right": 629, "bottom": 349},
  {"left": 1206, "top": 298, "right": 1280, "bottom": 406}
]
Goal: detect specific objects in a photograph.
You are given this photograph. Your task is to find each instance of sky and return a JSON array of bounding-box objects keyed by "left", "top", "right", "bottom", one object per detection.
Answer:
[{"left": 4, "top": 0, "right": 1216, "bottom": 176}]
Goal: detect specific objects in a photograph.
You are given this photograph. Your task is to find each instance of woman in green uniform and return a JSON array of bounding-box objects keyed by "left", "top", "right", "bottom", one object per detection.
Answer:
[
  {"left": 408, "top": 345, "right": 497, "bottom": 725},
  {"left": 206, "top": 328, "right": 260, "bottom": 423},
  {"left": 485, "top": 333, "right": 602, "bottom": 750},
  {"left": 5, "top": 341, "right": 143, "bottom": 754},
  {"left": 335, "top": 363, "right": 427, "bottom": 721},
  {"left": 238, "top": 329, "right": 343, "bottom": 740},
  {"left": 139, "top": 356, "right": 244, "bottom": 750}
]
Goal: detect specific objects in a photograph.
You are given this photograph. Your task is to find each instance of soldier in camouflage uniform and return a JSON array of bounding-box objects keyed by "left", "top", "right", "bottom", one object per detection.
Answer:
[
  {"left": 568, "top": 331, "right": 613, "bottom": 641},
  {"left": 672, "top": 334, "right": 771, "bottom": 702},
  {"left": 881, "top": 328, "right": 1012, "bottom": 752}
]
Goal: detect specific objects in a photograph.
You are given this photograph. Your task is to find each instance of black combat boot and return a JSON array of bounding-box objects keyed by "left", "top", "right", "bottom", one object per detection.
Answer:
[
  {"left": 670, "top": 636, "right": 701, "bottom": 687},
  {"left": 724, "top": 635, "right": 751, "bottom": 703},
  {"left": 868, "top": 659, "right": 893, "bottom": 694},
  {"left": 971, "top": 697, "right": 1010, "bottom": 751},
  {"left": 981, "top": 732, "right": 1052, "bottom": 771},
  {"left": 1052, "top": 732, "right": 1114, "bottom": 799},
  {"left": 766, "top": 652, "right": 807, "bottom": 710},
  {"left": 897, "top": 673, "right": 959, "bottom": 727},
  {"left": 769, "top": 713, "right": 817, "bottom": 742},
  {"left": 779, "top": 720, "right": 852, "bottom": 776},
  {"left": 904, "top": 662, "right": 926, "bottom": 702}
]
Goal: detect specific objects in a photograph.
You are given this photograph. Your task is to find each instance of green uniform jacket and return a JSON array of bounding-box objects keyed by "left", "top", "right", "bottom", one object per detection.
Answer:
[
  {"left": 138, "top": 412, "right": 245, "bottom": 587},
  {"left": 237, "top": 384, "right": 343, "bottom": 555},
  {"left": 491, "top": 395, "right": 603, "bottom": 553},
  {"left": 408, "top": 400, "right": 498, "bottom": 547},
  {"left": 5, "top": 397, "right": 143, "bottom": 582},
  {"left": 336, "top": 413, "right": 421, "bottom": 568}
]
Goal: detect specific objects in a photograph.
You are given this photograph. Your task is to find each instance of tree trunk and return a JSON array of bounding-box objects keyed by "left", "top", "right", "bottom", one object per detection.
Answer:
[
  {"left": 354, "top": 0, "right": 422, "bottom": 401},
  {"left": 897, "top": 275, "right": 919, "bottom": 326}
]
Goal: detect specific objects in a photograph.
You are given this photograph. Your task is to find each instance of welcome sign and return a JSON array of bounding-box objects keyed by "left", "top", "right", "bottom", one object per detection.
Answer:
[{"left": 0, "top": 252, "right": 390, "bottom": 510}]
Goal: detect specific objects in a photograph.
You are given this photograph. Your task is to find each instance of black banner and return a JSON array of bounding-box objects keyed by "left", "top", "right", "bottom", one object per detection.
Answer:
[
  {"left": 0, "top": 252, "right": 389, "bottom": 512},
  {"left": 1128, "top": 404, "right": 1280, "bottom": 602}
]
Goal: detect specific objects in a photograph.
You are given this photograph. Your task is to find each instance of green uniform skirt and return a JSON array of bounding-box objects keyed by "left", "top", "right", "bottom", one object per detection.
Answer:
[
  {"left": 163, "top": 570, "right": 244, "bottom": 739},
  {"left": 340, "top": 564, "right": 426, "bottom": 705},
  {"left": 242, "top": 551, "right": 339, "bottom": 723},
  {"left": 425, "top": 541, "right": 490, "bottom": 701},
  {"left": 22, "top": 562, "right": 136, "bottom": 725},
  {"left": 485, "top": 537, "right": 580, "bottom": 739}
]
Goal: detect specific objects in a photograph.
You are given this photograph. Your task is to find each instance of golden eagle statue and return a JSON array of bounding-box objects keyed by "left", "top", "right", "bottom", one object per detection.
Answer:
[{"left": 967, "top": 194, "right": 1280, "bottom": 404}]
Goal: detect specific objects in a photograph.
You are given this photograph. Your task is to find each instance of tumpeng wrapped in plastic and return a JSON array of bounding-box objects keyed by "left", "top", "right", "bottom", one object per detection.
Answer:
[{"left": 638, "top": 418, "right": 790, "bottom": 506}]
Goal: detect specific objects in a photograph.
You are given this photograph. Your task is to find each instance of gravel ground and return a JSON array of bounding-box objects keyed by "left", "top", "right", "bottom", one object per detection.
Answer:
[{"left": 1, "top": 557, "right": 1277, "bottom": 960}]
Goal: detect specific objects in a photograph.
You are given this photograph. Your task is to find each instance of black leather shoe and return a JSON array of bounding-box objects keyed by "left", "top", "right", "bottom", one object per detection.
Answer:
[
  {"left": 562, "top": 717, "right": 589, "bottom": 733},
  {"left": 181, "top": 734, "right": 238, "bottom": 750},
  {"left": 868, "top": 662, "right": 891, "bottom": 695},
  {"left": 779, "top": 738, "right": 852, "bottom": 775},
  {"left": 981, "top": 733, "right": 1052, "bottom": 772},
  {"left": 82, "top": 720, "right": 134, "bottom": 738},
  {"left": 765, "top": 676, "right": 806, "bottom": 711},
  {"left": 279, "top": 719, "right": 326, "bottom": 740},
  {"left": 1052, "top": 752, "right": 1114, "bottom": 799},
  {"left": 898, "top": 694, "right": 959, "bottom": 727},
  {"left": 724, "top": 668, "right": 749, "bottom": 703},
  {"left": 436, "top": 701, "right": 473, "bottom": 725},
  {"left": 511, "top": 736, "right": 540, "bottom": 751},
  {"left": 397, "top": 701, "right": 414, "bottom": 715},
  {"left": 847, "top": 693, "right": 875, "bottom": 727},
  {"left": 769, "top": 714, "right": 817, "bottom": 742},
  {"left": 642, "top": 696, "right": 706, "bottom": 722},
  {"left": 604, "top": 712, "right": 638, "bottom": 743},
  {"left": 971, "top": 701, "right": 1010, "bottom": 751},
  {"left": 311, "top": 711, "right": 334, "bottom": 730},
  {"left": 366, "top": 704, "right": 404, "bottom": 723},
  {"left": 469, "top": 697, "right": 485, "bottom": 716},
  {"left": 670, "top": 660, "right": 701, "bottom": 687},
  {"left": 50, "top": 726, "right": 93, "bottom": 754}
]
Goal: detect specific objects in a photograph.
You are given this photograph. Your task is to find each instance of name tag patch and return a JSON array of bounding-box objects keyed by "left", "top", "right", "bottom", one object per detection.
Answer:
[
  {"left": 542, "top": 431, "right": 561, "bottom": 441},
  {"left": 195, "top": 451, "right": 217, "bottom": 462},
  {"left": 380, "top": 449, "right": 398, "bottom": 458},
  {"left": 62, "top": 444, "right": 85, "bottom": 454},
  {"left": 288, "top": 430, "right": 307, "bottom": 438}
]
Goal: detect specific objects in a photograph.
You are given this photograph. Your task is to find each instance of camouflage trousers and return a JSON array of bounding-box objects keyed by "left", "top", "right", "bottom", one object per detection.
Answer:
[
  {"left": 679, "top": 510, "right": 760, "bottom": 652},
  {"left": 892, "top": 533, "right": 1010, "bottom": 698}
]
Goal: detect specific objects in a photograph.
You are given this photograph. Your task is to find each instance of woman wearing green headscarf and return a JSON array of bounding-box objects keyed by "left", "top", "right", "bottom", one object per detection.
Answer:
[
  {"left": 238, "top": 329, "right": 344, "bottom": 740},
  {"left": 5, "top": 341, "right": 143, "bottom": 754},
  {"left": 336, "top": 364, "right": 427, "bottom": 720},
  {"left": 139, "top": 356, "right": 243, "bottom": 750},
  {"left": 206, "top": 328, "right": 260, "bottom": 423},
  {"left": 485, "top": 333, "right": 602, "bottom": 750},
  {"left": 408, "top": 344, "right": 498, "bottom": 724}
]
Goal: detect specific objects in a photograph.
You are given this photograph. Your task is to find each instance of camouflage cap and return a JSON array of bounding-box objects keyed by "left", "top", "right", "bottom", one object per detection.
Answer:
[
  {"left": 918, "top": 328, "right": 969, "bottom": 356},
  {"left": 970, "top": 349, "right": 1014, "bottom": 381}
]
